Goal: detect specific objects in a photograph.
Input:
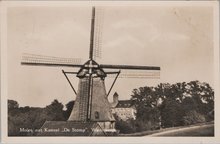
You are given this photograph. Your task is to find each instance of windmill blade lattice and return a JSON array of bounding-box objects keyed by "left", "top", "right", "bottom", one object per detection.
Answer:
[
  {"left": 107, "top": 70, "right": 160, "bottom": 79},
  {"left": 100, "top": 64, "right": 160, "bottom": 70},
  {"left": 93, "top": 7, "right": 104, "bottom": 60},
  {"left": 21, "top": 53, "right": 82, "bottom": 67}
]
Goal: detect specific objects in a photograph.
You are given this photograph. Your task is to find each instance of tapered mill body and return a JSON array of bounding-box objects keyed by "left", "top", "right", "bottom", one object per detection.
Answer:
[
  {"left": 67, "top": 77, "right": 115, "bottom": 122},
  {"left": 67, "top": 60, "right": 115, "bottom": 122}
]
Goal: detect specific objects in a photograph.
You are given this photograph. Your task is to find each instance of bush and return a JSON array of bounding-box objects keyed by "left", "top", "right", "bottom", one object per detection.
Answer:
[
  {"left": 115, "top": 120, "right": 136, "bottom": 134},
  {"left": 183, "top": 110, "right": 206, "bottom": 125}
]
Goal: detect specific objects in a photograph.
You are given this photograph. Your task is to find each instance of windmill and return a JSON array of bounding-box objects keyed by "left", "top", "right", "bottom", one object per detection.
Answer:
[{"left": 21, "top": 7, "right": 160, "bottom": 132}]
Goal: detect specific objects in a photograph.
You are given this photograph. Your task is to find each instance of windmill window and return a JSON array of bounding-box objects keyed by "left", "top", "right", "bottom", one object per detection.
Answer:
[
  {"left": 95, "top": 111, "right": 99, "bottom": 119},
  {"left": 110, "top": 122, "right": 113, "bottom": 129}
]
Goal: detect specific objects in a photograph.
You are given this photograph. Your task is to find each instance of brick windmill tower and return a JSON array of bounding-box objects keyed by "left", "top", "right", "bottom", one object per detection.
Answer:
[{"left": 21, "top": 7, "right": 160, "bottom": 136}]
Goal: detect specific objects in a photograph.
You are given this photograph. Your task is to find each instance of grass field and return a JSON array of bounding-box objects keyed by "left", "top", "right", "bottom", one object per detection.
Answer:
[
  {"left": 119, "top": 122, "right": 214, "bottom": 137},
  {"left": 148, "top": 123, "right": 214, "bottom": 137}
]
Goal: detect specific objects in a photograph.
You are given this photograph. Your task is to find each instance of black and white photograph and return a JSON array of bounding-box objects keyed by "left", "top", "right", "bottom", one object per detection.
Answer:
[{"left": 0, "top": 1, "right": 219, "bottom": 143}]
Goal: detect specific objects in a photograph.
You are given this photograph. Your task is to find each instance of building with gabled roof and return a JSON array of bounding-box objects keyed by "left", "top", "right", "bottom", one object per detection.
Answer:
[{"left": 111, "top": 92, "right": 137, "bottom": 121}]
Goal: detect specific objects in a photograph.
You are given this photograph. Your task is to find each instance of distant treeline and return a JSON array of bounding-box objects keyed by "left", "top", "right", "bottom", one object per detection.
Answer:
[
  {"left": 8, "top": 99, "right": 74, "bottom": 136},
  {"left": 8, "top": 80, "right": 214, "bottom": 136},
  {"left": 115, "top": 80, "right": 214, "bottom": 133}
]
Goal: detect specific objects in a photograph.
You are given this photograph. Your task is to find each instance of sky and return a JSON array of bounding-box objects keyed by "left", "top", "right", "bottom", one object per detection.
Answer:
[{"left": 7, "top": 5, "right": 214, "bottom": 107}]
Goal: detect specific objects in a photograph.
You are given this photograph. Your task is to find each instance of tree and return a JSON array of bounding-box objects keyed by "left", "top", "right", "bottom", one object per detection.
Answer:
[
  {"left": 131, "top": 86, "right": 161, "bottom": 130},
  {"left": 8, "top": 99, "right": 66, "bottom": 136},
  {"left": 200, "top": 82, "right": 214, "bottom": 113},
  {"left": 154, "top": 83, "right": 172, "bottom": 101},
  {"left": 170, "top": 82, "right": 187, "bottom": 103},
  {"left": 8, "top": 100, "right": 19, "bottom": 110},
  {"left": 184, "top": 81, "right": 214, "bottom": 115},
  {"left": 131, "top": 81, "right": 214, "bottom": 129},
  {"left": 63, "top": 100, "right": 75, "bottom": 120},
  {"left": 159, "top": 98, "right": 184, "bottom": 127},
  {"left": 45, "top": 99, "right": 65, "bottom": 121}
]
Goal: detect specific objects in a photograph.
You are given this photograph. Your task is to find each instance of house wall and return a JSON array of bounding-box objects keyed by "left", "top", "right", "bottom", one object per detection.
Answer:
[{"left": 111, "top": 107, "right": 136, "bottom": 121}]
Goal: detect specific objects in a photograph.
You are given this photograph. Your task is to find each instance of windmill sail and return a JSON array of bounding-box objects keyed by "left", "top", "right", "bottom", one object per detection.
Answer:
[
  {"left": 107, "top": 70, "right": 160, "bottom": 79},
  {"left": 93, "top": 7, "right": 104, "bottom": 60},
  {"left": 100, "top": 64, "right": 160, "bottom": 70},
  {"left": 89, "top": 7, "right": 96, "bottom": 60},
  {"left": 21, "top": 53, "right": 83, "bottom": 68}
]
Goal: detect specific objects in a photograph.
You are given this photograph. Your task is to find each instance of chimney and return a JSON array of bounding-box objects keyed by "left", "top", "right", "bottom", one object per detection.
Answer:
[{"left": 113, "top": 92, "right": 119, "bottom": 104}]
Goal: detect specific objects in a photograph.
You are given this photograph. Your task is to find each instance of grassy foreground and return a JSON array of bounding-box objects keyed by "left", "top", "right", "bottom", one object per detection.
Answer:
[
  {"left": 119, "top": 122, "right": 214, "bottom": 137},
  {"left": 148, "top": 123, "right": 214, "bottom": 136}
]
